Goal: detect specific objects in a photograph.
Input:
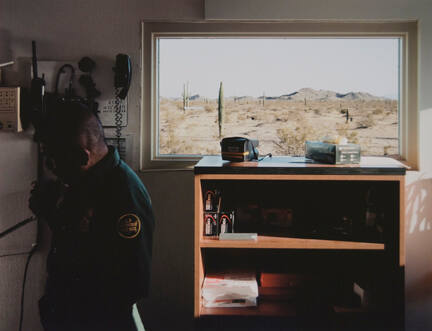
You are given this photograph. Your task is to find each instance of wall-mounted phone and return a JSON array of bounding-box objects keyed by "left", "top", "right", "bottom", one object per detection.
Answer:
[
  {"left": 113, "top": 54, "right": 131, "bottom": 140},
  {"left": 114, "top": 54, "right": 132, "bottom": 100},
  {"left": 0, "top": 87, "right": 22, "bottom": 132},
  {"left": 102, "top": 54, "right": 132, "bottom": 158},
  {"left": 99, "top": 54, "right": 131, "bottom": 129}
]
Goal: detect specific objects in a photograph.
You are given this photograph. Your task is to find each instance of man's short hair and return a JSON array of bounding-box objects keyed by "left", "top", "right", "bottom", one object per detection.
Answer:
[{"left": 45, "top": 101, "right": 106, "bottom": 151}]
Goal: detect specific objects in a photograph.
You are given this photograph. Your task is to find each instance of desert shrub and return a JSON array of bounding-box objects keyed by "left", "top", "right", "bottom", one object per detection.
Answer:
[
  {"left": 275, "top": 121, "right": 317, "bottom": 156},
  {"left": 358, "top": 114, "right": 375, "bottom": 128},
  {"left": 333, "top": 123, "right": 359, "bottom": 143},
  {"left": 336, "top": 123, "right": 350, "bottom": 137},
  {"left": 159, "top": 98, "right": 169, "bottom": 106},
  {"left": 167, "top": 131, "right": 181, "bottom": 154},
  {"left": 383, "top": 145, "right": 391, "bottom": 155},
  {"left": 175, "top": 111, "right": 187, "bottom": 121},
  {"left": 256, "top": 111, "right": 275, "bottom": 123},
  {"left": 181, "top": 143, "right": 195, "bottom": 154},
  {"left": 277, "top": 115, "right": 289, "bottom": 122},
  {"left": 176, "top": 101, "right": 184, "bottom": 111},
  {"left": 225, "top": 111, "right": 236, "bottom": 123},
  {"left": 159, "top": 132, "right": 169, "bottom": 153},
  {"left": 373, "top": 108, "right": 384, "bottom": 115},
  {"left": 347, "top": 131, "right": 359, "bottom": 144},
  {"left": 204, "top": 104, "right": 214, "bottom": 112},
  {"left": 237, "top": 113, "right": 248, "bottom": 121}
]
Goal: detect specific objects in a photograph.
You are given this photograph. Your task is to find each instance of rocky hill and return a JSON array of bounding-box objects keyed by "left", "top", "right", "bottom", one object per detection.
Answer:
[
  {"left": 162, "top": 88, "right": 392, "bottom": 101},
  {"left": 277, "top": 88, "right": 389, "bottom": 101}
]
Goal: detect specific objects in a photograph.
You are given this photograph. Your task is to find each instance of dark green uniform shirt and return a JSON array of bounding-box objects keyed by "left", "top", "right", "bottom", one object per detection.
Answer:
[{"left": 41, "top": 146, "right": 154, "bottom": 330}]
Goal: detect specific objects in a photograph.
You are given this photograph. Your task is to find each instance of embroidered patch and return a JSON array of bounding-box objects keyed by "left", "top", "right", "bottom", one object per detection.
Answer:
[{"left": 117, "top": 213, "right": 141, "bottom": 239}]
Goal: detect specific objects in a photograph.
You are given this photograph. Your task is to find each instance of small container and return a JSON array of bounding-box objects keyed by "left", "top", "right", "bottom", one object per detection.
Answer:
[
  {"left": 218, "top": 211, "right": 235, "bottom": 235},
  {"left": 203, "top": 189, "right": 220, "bottom": 212},
  {"left": 204, "top": 213, "right": 218, "bottom": 236}
]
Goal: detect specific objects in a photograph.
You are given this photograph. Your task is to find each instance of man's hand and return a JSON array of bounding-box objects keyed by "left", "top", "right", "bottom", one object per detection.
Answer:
[{"left": 29, "top": 180, "right": 65, "bottom": 219}]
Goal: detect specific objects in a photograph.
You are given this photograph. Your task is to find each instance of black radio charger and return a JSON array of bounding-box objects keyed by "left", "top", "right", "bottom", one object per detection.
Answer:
[{"left": 220, "top": 137, "right": 259, "bottom": 162}]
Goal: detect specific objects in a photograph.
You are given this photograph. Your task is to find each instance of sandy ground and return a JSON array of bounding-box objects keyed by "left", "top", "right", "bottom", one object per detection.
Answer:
[{"left": 159, "top": 98, "right": 398, "bottom": 157}]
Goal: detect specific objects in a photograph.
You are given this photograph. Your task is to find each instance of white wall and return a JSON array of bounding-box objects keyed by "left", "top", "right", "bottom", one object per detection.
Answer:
[{"left": 1, "top": 0, "right": 432, "bottom": 330}]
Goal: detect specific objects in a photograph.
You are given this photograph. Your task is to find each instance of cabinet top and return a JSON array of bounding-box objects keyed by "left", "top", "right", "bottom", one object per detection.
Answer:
[{"left": 194, "top": 156, "right": 407, "bottom": 176}]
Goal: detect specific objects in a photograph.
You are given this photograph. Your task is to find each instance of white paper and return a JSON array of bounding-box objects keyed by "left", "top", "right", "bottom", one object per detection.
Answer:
[{"left": 202, "top": 272, "right": 258, "bottom": 308}]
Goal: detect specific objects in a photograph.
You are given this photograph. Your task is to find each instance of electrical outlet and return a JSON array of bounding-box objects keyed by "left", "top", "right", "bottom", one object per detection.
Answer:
[{"left": 0, "top": 87, "right": 21, "bottom": 132}]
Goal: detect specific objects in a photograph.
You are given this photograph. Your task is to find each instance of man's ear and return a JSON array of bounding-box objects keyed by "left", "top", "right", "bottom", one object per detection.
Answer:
[{"left": 79, "top": 148, "right": 90, "bottom": 166}]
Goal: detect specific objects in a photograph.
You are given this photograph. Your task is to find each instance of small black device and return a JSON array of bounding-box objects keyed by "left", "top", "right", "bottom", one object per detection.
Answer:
[
  {"left": 54, "top": 64, "right": 75, "bottom": 98},
  {"left": 78, "top": 56, "right": 96, "bottom": 73},
  {"left": 113, "top": 54, "right": 132, "bottom": 100},
  {"left": 29, "top": 41, "right": 46, "bottom": 142},
  {"left": 220, "top": 137, "right": 259, "bottom": 162},
  {"left": 78, "top": 57, "right": 101, "bottom": 111}
]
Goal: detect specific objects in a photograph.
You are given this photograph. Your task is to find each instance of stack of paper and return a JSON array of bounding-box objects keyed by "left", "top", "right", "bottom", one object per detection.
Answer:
[{"left": 202, "top": 272, "right": 258, "bottom": 307}]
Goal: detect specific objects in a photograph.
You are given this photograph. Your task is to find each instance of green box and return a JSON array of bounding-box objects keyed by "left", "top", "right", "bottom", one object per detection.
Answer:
[{"left": 305, "top": 141, "right": 361, "bottom": 164}]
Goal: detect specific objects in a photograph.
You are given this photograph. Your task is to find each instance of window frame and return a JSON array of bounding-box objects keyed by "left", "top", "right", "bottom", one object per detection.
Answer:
[{"left": 141, "top": 21, "right": 418, "bottom": 170}]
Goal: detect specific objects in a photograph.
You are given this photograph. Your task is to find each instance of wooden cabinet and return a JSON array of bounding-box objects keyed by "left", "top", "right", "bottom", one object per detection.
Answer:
[{"left": 194, "top": 156, "right": 405, "bottom": 329}]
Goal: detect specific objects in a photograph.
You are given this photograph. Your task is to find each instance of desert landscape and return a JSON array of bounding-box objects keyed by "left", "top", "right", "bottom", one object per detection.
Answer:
[{"left": 159, "top": 88, "right": 398, "bottom": 157}]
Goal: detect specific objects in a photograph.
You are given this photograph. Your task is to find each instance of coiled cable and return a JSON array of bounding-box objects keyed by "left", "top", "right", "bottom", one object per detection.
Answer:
[{"left": 114, "top": 88, "right": 123, "bottom": 150}]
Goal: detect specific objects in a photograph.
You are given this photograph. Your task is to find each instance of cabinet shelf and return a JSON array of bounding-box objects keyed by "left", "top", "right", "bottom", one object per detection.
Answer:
[
  {"left": 200, "top": 236, "right": 384, "bottom": 250},
  {"left": 194, "top": 156, "right": 405, "bottom": 322},
  {"left": 200, "top": 303, "right": 370, "bottom": 317},
  {"left": 200, "top": 300, "right": 297, "bottom": 317}
]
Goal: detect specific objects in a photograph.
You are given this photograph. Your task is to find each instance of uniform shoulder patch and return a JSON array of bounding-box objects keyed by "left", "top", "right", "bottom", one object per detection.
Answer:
[{"left": 117, "top": 213, "right": 141, "bottom": 239}]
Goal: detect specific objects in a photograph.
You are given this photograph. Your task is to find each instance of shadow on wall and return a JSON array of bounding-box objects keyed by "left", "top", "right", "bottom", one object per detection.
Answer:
[
  {"left": 0, "top": 29, "right": 21, "bottom": 86},
  {"left": 0, "top": 28, "right": 43, "bottom": 87},
  {"left": 137, "top": 171, "right": 195, "bottom": 331},
  {"left": 0, "top": 29, "right": 12, "bottom": 61},
  {"left": 406, "top": 174, "right": 432, "bottom": 235},
  {"left": 405, "top": 175, "right": 432, "bottom": 330}
]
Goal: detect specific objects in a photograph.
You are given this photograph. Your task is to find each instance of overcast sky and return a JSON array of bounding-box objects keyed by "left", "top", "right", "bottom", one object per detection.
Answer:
[{"left": 159, "top": 38, "right": 399, "bottom": 99}]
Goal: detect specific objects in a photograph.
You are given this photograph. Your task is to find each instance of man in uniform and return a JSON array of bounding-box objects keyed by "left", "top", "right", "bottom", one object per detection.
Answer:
[{"left": 30, "top": 101, "right": 154, "bottom": 331}]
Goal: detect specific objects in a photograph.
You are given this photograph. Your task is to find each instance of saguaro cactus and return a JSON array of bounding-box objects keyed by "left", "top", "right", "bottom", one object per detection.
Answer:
[
  {"left": 182, "top": 82, "right": 190, "bottom": 111},
  {"left": 182, "top": 83, "right": 187, "bottom": 111},
  {"left": 218, "top": 82, "right": 224, "bottom": 137},
  {"left": 187, "top": 81, "right": 190, "bottom": 108}
]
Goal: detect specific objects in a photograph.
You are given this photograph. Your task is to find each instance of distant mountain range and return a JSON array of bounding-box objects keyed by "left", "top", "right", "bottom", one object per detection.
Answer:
[
  {"left": 276, "top": 88, "right": 390, "bottom": 101},
  {"left": 164, "top": 88, "right": 394, "bottom": 101}
]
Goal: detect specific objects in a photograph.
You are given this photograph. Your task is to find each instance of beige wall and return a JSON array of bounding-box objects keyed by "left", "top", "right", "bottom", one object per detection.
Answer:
[
  {"left": 0, "top": 1, "right": 202, "bottom": 330},
  {"left": 139, "top": 170, "right": 195, "bottom": 330},
  {"left": 1, "top": 0, "right": 432, "bottom": 330}
]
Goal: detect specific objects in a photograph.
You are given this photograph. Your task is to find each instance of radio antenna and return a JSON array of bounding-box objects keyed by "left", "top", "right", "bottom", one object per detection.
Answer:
[{"left": 32, "top": 41, "right": 38, "bottom": 79}]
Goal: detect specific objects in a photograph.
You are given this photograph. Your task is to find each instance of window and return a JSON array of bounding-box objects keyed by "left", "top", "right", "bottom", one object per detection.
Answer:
[{"left": 141, "top": 22, "right": 417, "bottom": 169}]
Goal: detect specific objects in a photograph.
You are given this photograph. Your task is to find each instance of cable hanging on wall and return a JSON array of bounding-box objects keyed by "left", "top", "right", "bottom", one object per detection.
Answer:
[{"left": 114, "top": 87, "right": 123, "bottom": 149}]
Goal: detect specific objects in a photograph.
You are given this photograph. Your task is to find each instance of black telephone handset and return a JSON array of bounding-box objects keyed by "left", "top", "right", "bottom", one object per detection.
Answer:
[{"left": 113, "top": 54, "right": 132, "bottom": 100}]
